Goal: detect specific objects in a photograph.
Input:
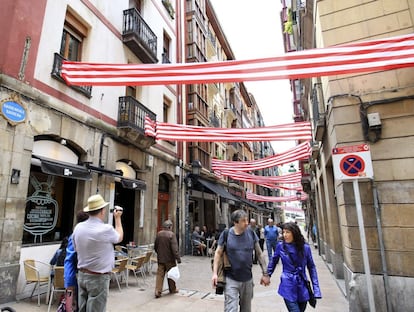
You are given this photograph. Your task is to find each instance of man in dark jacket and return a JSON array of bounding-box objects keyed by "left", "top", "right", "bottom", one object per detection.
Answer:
[{"left": 154, "top": 220, "right": 181, "bottom": 298}]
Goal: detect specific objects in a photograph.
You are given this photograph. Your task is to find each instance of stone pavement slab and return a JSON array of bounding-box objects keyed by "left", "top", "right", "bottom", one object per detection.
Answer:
[{"left": 1, "top": 247, "right": 348, "bottom": 311}]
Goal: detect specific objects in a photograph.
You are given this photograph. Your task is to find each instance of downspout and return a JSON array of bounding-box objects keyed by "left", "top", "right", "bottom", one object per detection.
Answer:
[
  {"left": 97, "top": 133, "right": 107, "bottom": 193},
  {"left": 372, "top": 182, "right": 392, "bottom": 312}
]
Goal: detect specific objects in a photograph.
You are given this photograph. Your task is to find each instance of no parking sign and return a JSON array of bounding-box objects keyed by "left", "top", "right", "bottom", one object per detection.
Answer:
[{"left": 332, "top": 144, "right": 373, "bottom": 180}]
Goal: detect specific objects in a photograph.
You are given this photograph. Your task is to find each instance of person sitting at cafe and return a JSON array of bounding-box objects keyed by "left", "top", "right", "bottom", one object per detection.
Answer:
[{"left": 191, "top": 225, "right": 207, "bottom": 256}]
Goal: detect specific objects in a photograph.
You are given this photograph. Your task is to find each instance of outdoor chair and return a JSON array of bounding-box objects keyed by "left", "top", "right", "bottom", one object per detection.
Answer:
[
  {"left": 111, "top": 258, "right": 128, "bottom": 291},
  {"left": 142, "top": 250, "right": 153, "bottom": 275},
  {"left": 47, "top": 266, "right": 65, "bottom": 312},
  {"left": 125, "top": 255, "right": 146, "bottom": 287},
  {"left": 23, "top": 259, "right": 51, "bottom": 306}
]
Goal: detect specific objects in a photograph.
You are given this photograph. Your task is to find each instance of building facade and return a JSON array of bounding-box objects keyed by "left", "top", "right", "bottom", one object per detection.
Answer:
[
  {"left": 0, "top": 0, "right": 274, "bottom": 302},
  {"left": 0, "top": 0, "right": 180, "bottom": 302},
  {"left": 282, "top": 0, "right": 414, "bottom": 310}
]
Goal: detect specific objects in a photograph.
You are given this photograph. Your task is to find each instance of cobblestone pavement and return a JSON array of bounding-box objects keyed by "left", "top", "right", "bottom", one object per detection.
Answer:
[{"left": 2, "top": 247, "right": 348, "bottom": 312}]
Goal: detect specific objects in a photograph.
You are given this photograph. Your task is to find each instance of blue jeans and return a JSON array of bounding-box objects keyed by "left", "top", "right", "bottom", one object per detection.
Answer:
[
  {"left": 284, "top": 298, "right": 307, "bottom": 312},
  {"left": 266, "top": 240, "right": 277, "bottom": 261},
  {"left": 224, "top": 276, "right": 253, "bottom": 312},
  {"left": 77, "top": 271, "right": 110, "bottom": 312}
]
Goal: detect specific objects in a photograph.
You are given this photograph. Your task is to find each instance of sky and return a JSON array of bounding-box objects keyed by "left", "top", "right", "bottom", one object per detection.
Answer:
[{"left": 209, "top": 0, "right": 295, "bottom": 154}]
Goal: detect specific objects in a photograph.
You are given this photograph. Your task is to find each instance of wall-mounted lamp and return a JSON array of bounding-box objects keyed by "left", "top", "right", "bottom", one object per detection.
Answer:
[
  {"left": 11, "top": 169, "right": 20, "bottom": 184},
  {"left": 191, "top": 160, "right": 202, "bottom": 176},
  {"left": 296, "top": 191, "right": 302, "bottom": 200},
  {"left": 60, "top": 139, "right": 67, "bottom": 145},
  {"left": 288, "top": 164, "right": 296, "bottom": 173}
]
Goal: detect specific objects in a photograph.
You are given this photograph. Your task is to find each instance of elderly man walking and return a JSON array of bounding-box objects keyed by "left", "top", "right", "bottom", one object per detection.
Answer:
[
  {"left": 73, "top": 194, "right": 124, "bottom": 312},
  {"left": 154, "top": 220, "right": 181, "bottom": 298},
  {"left": 264, "top": 218, "right": 279, "bottom": 261}
]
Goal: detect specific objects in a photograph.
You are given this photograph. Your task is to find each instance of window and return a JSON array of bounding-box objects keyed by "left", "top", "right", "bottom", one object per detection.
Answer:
[
  {"left": 23, "top": 168, "right": 77, "bottom": 245},
  {"left": 163, "top": 97, "right": 171, "bottom": 122},
  {"left": 162, "top": 32, "right": 171, "bottom": 63},
  {"left": 60, "top": 11, "right": 87, "bottom": 61}
]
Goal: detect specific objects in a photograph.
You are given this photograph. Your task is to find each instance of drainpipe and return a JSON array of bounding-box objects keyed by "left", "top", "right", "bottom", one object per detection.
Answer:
[
  {"left": 372, "top": 182, "right": 392, "bottom": 312},
  {"left": 96, "top": 133, "right": 107, "bottom": 193}
]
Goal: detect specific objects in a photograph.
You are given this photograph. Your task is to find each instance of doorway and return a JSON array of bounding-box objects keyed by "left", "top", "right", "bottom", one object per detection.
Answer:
[{"left": 115, "top": 182, "right": 135, "bottom": 245}]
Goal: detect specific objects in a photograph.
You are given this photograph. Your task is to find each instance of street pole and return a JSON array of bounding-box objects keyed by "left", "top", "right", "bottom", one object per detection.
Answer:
[
  {"left": 353, "top": 179, "right": 376, "bottom": 312},
  {"left": 185, "top": 190, "right": 190, "bottom": 255}
]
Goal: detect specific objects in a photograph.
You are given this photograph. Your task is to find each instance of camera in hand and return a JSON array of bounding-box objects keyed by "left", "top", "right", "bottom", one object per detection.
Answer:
[
  {"left": 216, "top": 281, "right": 225, "bottom": 295},
  {"left": 110, "top": 205, "right": 123, "bottom": 213}
]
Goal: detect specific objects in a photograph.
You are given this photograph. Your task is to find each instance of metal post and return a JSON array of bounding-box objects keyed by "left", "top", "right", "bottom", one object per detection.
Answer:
[
  {"left": 185, "top": 190, "right": 191, "bottom": 255},
  {"left": 353, "top": 179, "right": 376, "bottom": 312}
]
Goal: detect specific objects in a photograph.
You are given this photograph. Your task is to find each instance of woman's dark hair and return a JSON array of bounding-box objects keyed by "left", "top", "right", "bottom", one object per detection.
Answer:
[{"left": 283, "top": 222, "right": 305, "bottom": 256}]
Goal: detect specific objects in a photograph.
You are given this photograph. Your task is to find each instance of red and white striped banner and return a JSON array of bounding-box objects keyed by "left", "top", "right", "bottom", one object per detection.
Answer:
[
  {"left": 217, "top": 170, "right": 303, "bottom": 191},
  {"left": 61, "top": 34, "right": 414, "bottom": 86},
  {"left": 144, "top": 116, "right": 312, "bottom": 142},
  {"left": 247, "top": 192, "right": 308, "bottom": 203},
  {"left": 212, "top": 142, "right": 311, "bottom": 172}
]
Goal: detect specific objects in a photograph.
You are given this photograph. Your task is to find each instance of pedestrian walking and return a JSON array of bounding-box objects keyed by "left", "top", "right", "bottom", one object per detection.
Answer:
[
  {"left": 248, "top": 218, "right": 261, "bottom": 264},
  {"left": 261, "top": 222, "right": 322, "bottom": 312},
  {"left": 264, "top": 218, "right": 279, "bottom": 261},
  {"left": 212, "top": 209, "right": 268, "bottom": 312},
  {"left": 72, "top": 194, "right": 124, "bottom": 312},
  {"left": 154, "top": 219, "right": 181, "bottom": 298}
]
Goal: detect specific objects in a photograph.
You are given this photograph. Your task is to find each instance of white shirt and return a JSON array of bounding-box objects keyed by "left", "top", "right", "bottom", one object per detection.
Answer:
[{"left": 73, "top": 216, "right": 120, "bottom": 273}]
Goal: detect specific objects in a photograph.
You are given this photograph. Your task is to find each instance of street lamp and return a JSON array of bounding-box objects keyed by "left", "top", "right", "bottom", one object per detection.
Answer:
[{"left": 184, "top": 160, "right": 202, "bottom": 254}]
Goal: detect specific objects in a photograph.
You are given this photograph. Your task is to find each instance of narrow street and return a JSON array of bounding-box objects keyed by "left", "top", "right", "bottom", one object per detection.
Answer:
[{"left": 3, "top": 247, "right": 348, "bottom": 312}]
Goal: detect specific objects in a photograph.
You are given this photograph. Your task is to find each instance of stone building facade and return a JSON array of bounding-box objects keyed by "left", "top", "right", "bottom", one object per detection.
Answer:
[
  {"left": 283, "top": 0, "right": 414, "bottom": 310},
  {"left": 0, "top": 0, "right": 273, "bottom": 303}
]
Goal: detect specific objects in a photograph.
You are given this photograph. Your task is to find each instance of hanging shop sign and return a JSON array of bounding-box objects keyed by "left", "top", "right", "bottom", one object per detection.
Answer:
[
  {"left": 332, "top": 144, "right": 373, "bottom": 181},
  {"left": 1, "top": 97, "right": 27, "bottom": 125}
]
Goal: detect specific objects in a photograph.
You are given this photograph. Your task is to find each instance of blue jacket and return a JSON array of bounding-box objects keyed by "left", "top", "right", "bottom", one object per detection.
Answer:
[
  {"left": 267, "top": 241, "right": 322, "bottom": 302},
  {"left": 64, "top": 234, "right": 77, "bottom": 288}
]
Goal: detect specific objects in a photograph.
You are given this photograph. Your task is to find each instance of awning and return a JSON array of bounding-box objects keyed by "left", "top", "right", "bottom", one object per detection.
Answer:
[
  {"left": 33, "top": 157, "right": 92, "bottom": 181},
  {"left": 87, "top": 165, "right": 146, "bottom": 190},
  {"left": 121, "top": 178, "right": 146, "bottom": 190},
  {"left": 197, "top": 179, "right": 239, "bottom": 202}
]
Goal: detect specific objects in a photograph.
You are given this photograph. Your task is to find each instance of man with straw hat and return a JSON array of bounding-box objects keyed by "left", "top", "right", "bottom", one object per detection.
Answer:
[{"left": 72, "top": 194, "right": 124, "bottom": 312}]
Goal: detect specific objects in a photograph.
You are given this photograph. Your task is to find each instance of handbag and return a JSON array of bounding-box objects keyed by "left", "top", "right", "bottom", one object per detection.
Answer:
[
  {"left": 305, "top": 279, "right": 317, "bottom": 308},
  {"left": 283, "top": 244, "right": 317, "bottom": 308}
]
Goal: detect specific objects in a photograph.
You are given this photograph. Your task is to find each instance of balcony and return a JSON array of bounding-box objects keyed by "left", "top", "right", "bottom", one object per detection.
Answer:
[
  {"left": 122, "top": 8, "right": 158, "bottom": 63},
  {"left": 51, "top": 53, "right": 92, "bottom": 98},
  {"left": 311, "top": 84, "right": 326, "bottom": 141},
  {"left": 117, "top": 96, "right": 156, "bottom": 149}
]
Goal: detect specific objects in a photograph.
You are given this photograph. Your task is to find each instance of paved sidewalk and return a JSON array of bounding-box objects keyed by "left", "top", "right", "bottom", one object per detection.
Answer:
[{"left": 2, "top": 247, "right": 348, "bottom": 311}]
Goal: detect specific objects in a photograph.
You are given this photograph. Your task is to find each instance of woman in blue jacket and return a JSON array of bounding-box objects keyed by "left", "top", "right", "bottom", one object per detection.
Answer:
[{"left": 261, "top": 222, "right": 321, "bottom": 312}]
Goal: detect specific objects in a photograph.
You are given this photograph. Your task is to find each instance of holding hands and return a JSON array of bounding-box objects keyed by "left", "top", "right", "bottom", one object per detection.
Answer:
[{"left": 260, "top": 275, "right": 271, "bottom": 286}]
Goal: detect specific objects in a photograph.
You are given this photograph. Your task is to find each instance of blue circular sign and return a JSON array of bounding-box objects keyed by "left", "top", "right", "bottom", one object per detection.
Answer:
[
  {"left": 1, "top": 101, "right": 26, "bottom": 124},
  {"left": 340, "top": 154, "right": 365, "bottom": 176}
]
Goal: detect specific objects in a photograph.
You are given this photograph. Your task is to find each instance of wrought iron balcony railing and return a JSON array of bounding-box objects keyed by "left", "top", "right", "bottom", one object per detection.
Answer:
[
  {"left": 122, "top": 8, "right": 157, "bottom": 63},
  {"left": 51, "top": 53, "right": 92, "bottom": 98},
  {"left": 118, "top": 96, "right": 156, "bottom": 133}
]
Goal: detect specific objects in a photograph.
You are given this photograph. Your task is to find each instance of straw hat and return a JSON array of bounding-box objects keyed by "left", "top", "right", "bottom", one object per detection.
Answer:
[{"left": 83, "top": 194, "right": 109, "bottom": 212}]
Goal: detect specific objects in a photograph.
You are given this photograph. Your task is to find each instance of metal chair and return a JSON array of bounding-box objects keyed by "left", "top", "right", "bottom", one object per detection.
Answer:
[
  {"left": 111, "top": 258, "right": 128, "bottom": 291},
  {"left": 47, "top": 266, "right": 65, "bottom": 312},
  {"left": 23, "top": 259, "right": 51, "bottom": 306},
  {"left": 142, "top": 250, "right": 153, "bottom": 275},
  {"left": 125, "top": 255, "right": 146, "bottom": 287}
]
